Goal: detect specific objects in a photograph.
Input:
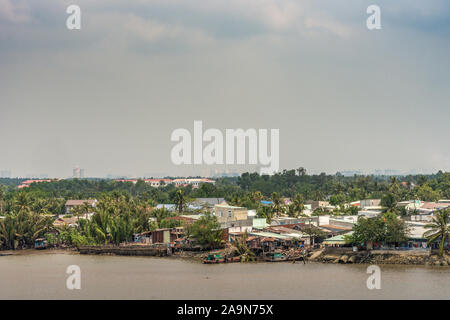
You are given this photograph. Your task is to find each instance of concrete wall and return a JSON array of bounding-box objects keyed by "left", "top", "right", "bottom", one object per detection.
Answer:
[
  {"left": 360, "top": 199, "right": 381, "bottom": 209},
  {"left": 215, "top": 205, "right": 248, "bottom": 223}
]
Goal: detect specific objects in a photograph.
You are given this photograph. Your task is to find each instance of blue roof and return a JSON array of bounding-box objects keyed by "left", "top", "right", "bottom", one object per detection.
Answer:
[{"left": 261, "top": 200, "right": 273, "bottom": 205}]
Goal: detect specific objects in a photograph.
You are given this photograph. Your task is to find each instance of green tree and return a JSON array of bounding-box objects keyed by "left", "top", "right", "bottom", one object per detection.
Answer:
[
  {"left": 347, "top": 217, "right": 386, "bottom": 247},
  {"left": 81, "top": 201, "right": 93, "bottom": 219},
  {"left": 329, "top": 193, "right": 346, "bottom": 207},
  {"left": 383, "top": 212, "right": 409, "bottom": 244},
  {"left": 423, "top": 209, "right": 450, "bottom": 257},
  {"left": 13, "top": 192, "right": 32, "bottom": 213},
  {"left": 347, "top": 214, "right": 408, "bottom": 248},
  {"left": 416, "top": 184, "right": 441, "bottom": 202},
  {"left": 0, "top": 186, "right": 4, "bottom": 214},
  {"left": 271, "top": 192, "right": 284, "bottom": 217},
  {"left": 292, "top": 194, "right": 305, "bottom": 216},
  {"left": 302, "top": 226, "right": 326, "bottom": 246},
  {"left": 0, "top": 210, "right": 53, "bottom": 250},
  {"left": 174, "top": 189, "right": 185, "bottom": 214},
  {"left": 186, "top": 213, "right": 223, "bottom": 248},
  {"left": 381, "top": 192, "right": 397, "bottom": 212},
  {"left": 231, "top": 231, "right": 256, "bottom": 262},
  {"left": 257, "top": 205, "right": 274, "bottom": 224}
]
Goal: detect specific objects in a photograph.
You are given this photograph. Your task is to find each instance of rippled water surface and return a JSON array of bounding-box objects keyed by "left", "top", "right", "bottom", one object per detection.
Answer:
[{"left": 1, "top": 252, "right": 449, "bottom": 299}]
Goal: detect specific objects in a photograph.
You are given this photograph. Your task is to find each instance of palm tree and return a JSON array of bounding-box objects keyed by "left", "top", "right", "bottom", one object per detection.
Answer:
[
  {"left": 423, "top": 209, "right": 450, "bottom": 257},
  {"left": 250, "top": 191, "right": 263, "bottom": 206},
  {"left": 152, "top": 207, "right": 175, "bottom": 227},
  {"left": 389, "top": 176, "right": 398, "bottom": 186},
  {"left": 271, "top": 192, "right": 284, "bottom": 218},
  {"left": 0, "top": 214, "right": 17, "bottom": 249},
  {"left": 71, "top": 206, "right": 83, "bottom": 225},
  {"left": 174, "top": 189, "right": 185, "bottom": 214},
  {"left": 296, "top": 167, "right": 306, "bottom": 176},
  {"left": 292, "top": 194, "right": 305, "bottom": 216},
  {"left": 257, "top": 206, "right": 274, "bottom": 224},
  {"left": 14, "top": 192, "right": 31, "bottom": 213},
  {"left": 231, "top": 231, "right": 256, "bottom": 262},
  {"left": 231, "top": 194, "right": 243, "bottom": 207},
  {"left": 0, "top": 187, "right": 4, "bottom": 214},
  {"left": 286, "top": 204, "right": 297, "bottom": 218},
  {"left": 313, "top": 190, "right": 324, "bottom": 201},
  {"left": 0, "top": 210, "right": 53, "bottom": 250},
  {"left": 81, "top": 201, "right": 93, "bottom": 219},
  {"left": 381, "top": 192, "right": 397, "bottom": 212}
]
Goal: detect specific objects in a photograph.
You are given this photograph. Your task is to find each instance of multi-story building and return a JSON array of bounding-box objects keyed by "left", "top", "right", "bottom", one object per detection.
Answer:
[
  {"left": 305, "top": 200, "right": 330, "bottom": 211},
  {"left": 65, "top": 199, "right": 98, "bottom": 215},
  {"left": 143, "top": 179, "right": 172, "bottom": 188},
  {"left": 214, "top": 204, "right": 248, "bottom": 224},
  {"left": 173, "top": 178, "right": 215, "bottom": 188},
  {"left": 72, "top": 167, "right": 85, "bottom": 179},
  {"left": 115, "top": 178, "right": 215, "bottom": 188},
  {"left": 360, "top": 199, "right": 381, "bottom": 209}
]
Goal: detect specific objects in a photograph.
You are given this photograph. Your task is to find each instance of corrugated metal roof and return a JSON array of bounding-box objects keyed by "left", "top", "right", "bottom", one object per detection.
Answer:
[
  {"left": 322, "top": 231, "right": 354, "bottom": 244},
  {"left": 249, "top": 231, "right": 295, "bottom": 240}
]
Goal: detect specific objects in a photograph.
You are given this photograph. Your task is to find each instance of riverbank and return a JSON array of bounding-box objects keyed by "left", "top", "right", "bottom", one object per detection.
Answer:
[
  {"left": 1, "top": 253, "right": 450, "bottom": 299},
  {"left": 0, "top": 248, "right": 78, "bottom": 256},
  {"left": 3, "top": 246, "right": 450, "bottom": 266},
  {"left": 310, "top": 247, "right": 450, "bottom": 266}
]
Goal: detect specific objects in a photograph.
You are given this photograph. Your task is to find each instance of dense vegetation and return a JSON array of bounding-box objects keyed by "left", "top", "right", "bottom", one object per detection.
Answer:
[
  {"left": 346, "top": 212, "right": 409, "bottom": 246},
  {"left": 2, "top": 170, "right": 448, "bottom": 204},
  {"left": 0, "top": 169, "right": 449, "bottom": 250},
  {"left": 0, "top": 191, "right": 175, "bottom": 249}
]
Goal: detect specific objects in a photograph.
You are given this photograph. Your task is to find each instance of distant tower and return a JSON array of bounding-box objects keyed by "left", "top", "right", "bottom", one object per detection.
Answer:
[
  {"left": 80, "top": 169, "right": 85, "bottom": 178},
  {"left": 73, "top": 166, "right": 80, "bottom": 179}
]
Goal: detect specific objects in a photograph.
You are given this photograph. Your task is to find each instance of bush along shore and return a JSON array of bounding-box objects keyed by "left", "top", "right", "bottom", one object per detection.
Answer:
[
  {"left": 3, "top": 245, "right": 450, "bottom": 266},
  {"left": 74, "top": 246, "right": 450, "bottom": 266},
  {"left": 310, "top": 248, "right": 450, "bottom": 266}
]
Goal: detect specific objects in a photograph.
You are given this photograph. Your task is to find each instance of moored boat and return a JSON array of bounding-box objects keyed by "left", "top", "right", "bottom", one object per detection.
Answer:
[
  {"left": 34, "top": 238, "right": 48, "bottom": 250},
  {"left": 203, "top": 253, "right": 226, "bottom": 264},
  {"left": 203, "top": 253, "right": 242, "bottom": 264},
  {"left": 225, "top": 256, "right": 241, "bottom": 263},
  {"left": 264, "top": 252, "right": 287, "bottom": 262}
]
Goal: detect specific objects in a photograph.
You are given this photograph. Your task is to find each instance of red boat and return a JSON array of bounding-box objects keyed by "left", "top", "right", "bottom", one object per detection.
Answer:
[{"left": 226, "top": 256, "right": 241, "bottom": 263}]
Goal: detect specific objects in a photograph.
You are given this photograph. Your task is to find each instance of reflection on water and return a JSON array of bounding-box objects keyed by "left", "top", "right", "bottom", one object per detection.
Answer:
[{"left": 0, "top": 252, "right": 449, "bottom": 299}]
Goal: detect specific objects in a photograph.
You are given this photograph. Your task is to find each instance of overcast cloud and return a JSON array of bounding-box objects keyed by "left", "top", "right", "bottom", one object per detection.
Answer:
[{"left": 0, "top": 0, "right": 449, "bottom": 177}]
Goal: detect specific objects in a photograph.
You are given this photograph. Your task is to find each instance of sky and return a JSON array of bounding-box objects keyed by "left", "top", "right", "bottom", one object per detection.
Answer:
[{"left": 0, "top": 0, "right": 449, "bottom": 178}]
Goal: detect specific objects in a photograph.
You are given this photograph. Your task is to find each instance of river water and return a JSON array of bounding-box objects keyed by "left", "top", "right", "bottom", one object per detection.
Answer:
[{"left": 0, "top": 252, "right": 449, "bottom": 299}]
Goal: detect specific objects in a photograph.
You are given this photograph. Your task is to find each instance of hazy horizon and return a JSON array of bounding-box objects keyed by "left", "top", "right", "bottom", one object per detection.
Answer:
[
  {"left": 0, "top": 167, "right": 444, "bottom": 179},
  {"left": 1, "top": 0, "right": 449, "bottom": 178}
]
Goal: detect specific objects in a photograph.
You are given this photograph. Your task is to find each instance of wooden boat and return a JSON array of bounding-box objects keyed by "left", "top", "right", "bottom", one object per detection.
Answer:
[
  {"left": 203, "top": 253, "right": 242, "bottom": 264},
  {"left": 34, "top": 238, "right": 48, "bottom": 250},
  {"left": 264, "top": 252, "right": 287, "bottom": 262},
  {"left": 203, "top": 253, "right": 226, "bottom": 264},
  {"left": 225, "top": 256, "right": 241, "bottom": 263}
]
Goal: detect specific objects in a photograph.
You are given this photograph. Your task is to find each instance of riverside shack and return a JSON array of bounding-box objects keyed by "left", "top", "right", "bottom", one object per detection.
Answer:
[{"left": 322, "top": 232, "right": 353, "bottom": 247}]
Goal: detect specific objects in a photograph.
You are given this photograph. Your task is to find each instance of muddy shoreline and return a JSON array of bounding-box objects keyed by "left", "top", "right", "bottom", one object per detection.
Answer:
[
  {"left": 2, "top": 247, "right": 450, "bottom": 266},
  {"left": 0, "top": 248, "right": 79, "bottom": 256},
  {"left": 310, "top": 248, "right": 450, "bottom": 266}
]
